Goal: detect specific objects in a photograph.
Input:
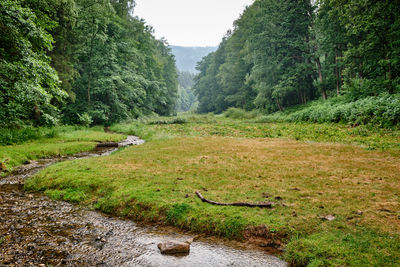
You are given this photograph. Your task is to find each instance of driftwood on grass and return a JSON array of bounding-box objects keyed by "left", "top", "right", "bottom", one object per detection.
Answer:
[{"left": 195, "top": 191, "right": 273, "bottom": 208}]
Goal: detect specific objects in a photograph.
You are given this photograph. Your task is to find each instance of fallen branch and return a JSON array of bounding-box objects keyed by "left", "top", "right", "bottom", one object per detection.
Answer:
[{"left": 195, "top": 191, "right": 273, "bottom": 208}]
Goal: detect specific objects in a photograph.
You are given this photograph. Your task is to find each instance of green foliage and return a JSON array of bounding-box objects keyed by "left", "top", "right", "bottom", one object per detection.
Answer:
[
  {"left": 148, "top": 118, "right": 187, "bottom": 125},
  {"left": 1, "top": 0, "right": 178, "bottom": 128},
  {"left": 61, "top": 0, "right": 178, "bottom": 125},
  {"left": 262, "top": 94, "right": 400, "bottom": 128},
  {"left": 0, "top": 127, "right": 62, "bottom": 145},
  {"left": 223, "top": 108, "right": 260, "bottom": 120},
  {"left": 0, "top": 0, "right": 67, "bottom": 128},
  {"left": 194, "top": 0, "right": 315, "bottom": 114},
  {"left": 193, "top": 0, "right": 400, "bottom": 129},
  {"left": 77, "top": 113, "right": 93, "bottom": 127},
  {"left": 176, "top": 71, "right": 197, "bottom": 112},
  {"left": 329, "top": 0, "right": 400, "bottom": 97}
]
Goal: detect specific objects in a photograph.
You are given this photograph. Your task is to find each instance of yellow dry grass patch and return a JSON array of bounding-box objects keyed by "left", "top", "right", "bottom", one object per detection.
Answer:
[{"left": 110, "top": 136, "right": 400, "bottom": 234}]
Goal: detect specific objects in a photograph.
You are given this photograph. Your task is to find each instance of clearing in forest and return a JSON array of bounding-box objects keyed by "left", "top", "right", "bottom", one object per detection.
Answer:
[{"left": 25, "top": 117, "right": 400, "bottom": 266}]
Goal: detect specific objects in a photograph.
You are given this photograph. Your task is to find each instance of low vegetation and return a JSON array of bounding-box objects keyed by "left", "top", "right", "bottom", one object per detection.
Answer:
[
  {"left": 25, "top": 116, "right": 400, "bottom": 266},
  {"left": 258, "top": 94, "right": 400, "bottom": 128},
  {"left": 0, "top": 126, "right": 125, "bottom": 172},
  {"left": 112, "top": 115, "right": 400, "bottom": 152}
]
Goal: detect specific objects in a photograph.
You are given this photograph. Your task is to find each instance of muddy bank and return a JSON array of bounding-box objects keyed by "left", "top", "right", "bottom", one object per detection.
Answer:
[{"left": 0, "top": 136, "right": 287, "bottom": 266}]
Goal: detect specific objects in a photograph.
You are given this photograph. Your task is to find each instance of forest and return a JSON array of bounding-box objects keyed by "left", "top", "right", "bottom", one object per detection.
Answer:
[
  {"left": 0, "top": 0, "right": 178, "bottom": 129},
  {"left": 194, "top": 0, "right": 400, "bottom": 127},
  {"left": 1, "top": 0, "right": 400, "bottom": 266}
]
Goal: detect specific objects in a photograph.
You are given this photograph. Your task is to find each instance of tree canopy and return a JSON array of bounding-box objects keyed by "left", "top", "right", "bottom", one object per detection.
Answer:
[
  {"left": 193, "top": 0, "right": 400, "bottom": 114},
  {"left": 1, "top": 0, "right": 178, "bottom": 128}
]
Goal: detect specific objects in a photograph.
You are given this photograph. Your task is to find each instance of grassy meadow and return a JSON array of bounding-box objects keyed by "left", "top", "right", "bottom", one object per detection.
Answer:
[
  {"left": 22, "top": 115, "right": 400, "bottom": 266},
  {"left": 0, "top": 126, "right": 126, "bottom": 173}
]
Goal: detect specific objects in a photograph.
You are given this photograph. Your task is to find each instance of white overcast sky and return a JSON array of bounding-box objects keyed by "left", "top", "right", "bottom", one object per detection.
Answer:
[{"left": 133, "top": 0, "right": 254, "bottom": 47}]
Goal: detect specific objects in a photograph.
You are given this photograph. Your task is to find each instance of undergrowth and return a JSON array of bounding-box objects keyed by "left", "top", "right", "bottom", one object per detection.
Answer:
[{"left": 258, "top": 94, "right": 400, "bottom": 128}]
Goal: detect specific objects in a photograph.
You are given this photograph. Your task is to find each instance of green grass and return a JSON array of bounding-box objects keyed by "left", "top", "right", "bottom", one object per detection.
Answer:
[
  {"left": 25, "top": 116, "right": 400, "bottom": 266},
  {"left": 112, "top": 115, "right": 400, "bottom": 152},
  {"left": 0, "top": 126, "right": 126, "bottom": 172}
]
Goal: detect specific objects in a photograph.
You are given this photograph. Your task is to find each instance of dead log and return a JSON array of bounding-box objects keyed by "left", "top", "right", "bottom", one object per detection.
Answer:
[
  {"left": 195, "top": 191, "right": 273, "bottom": 208},
  {"left": 96, "top": 142, "right": 119, "bottom": 148}
]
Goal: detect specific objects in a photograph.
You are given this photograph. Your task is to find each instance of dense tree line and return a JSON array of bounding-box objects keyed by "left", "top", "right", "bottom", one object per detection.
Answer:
[
  {"left": 176, "top": 71, "right": 197, "bottom": 112},
  {"left": 0, "top": 0, "right": 178, "bottom": 128},
  {"left": 193, "top": 0, "right": 400, "bottom": 114}
]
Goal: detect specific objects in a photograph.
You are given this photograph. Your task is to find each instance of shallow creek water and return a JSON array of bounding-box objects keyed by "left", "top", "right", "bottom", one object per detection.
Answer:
[{"left": 0, "top": 136, "right": 287, "bottom": 266}]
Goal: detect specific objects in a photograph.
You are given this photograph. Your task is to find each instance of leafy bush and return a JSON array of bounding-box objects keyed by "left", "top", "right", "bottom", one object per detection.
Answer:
[
  {"left": 224, "top": 108, "right": 261, "bottom": 120},
  {"left": 77, "top": 113, "right": 93, "bottom": 127},
  {"left": 259, "top": 94, "right": 400, "bottom": 128},
  {"left": 148, "top": 117, "right": 187, "bottom": 125}
]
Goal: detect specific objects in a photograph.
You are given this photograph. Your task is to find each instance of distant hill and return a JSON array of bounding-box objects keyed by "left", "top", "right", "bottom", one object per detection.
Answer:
[{"left": 171, "top": 46, "right": 217, "bottom": 73}]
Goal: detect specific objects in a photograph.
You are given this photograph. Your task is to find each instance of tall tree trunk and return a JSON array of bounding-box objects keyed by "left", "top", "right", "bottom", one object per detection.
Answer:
[
  {"left": 385, "top": 44, "right": 393, "bottom": 94},
  {"left": 315, "top": 57, "right": 327, "bottom": 100},
  {"left": 33, "top": 104, "right": 40, "bottom": 123},
  {"left": 276, "top": 99, "right": 283, "bottom": 112},
  {"left": 87, "top": 18, "right": 97, "bottom": 106},
  {"left": 87, "top": 70, "right": 91, "bottom": 105},
  {"left": 335, "top": 49, "right": 341, "bottom": 96}
]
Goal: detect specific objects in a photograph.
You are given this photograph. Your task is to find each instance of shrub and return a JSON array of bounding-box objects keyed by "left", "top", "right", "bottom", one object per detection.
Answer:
[
  {"left": 148, "top": 117, "right": 187, "bottom": 125},
  {"left": 77, "top": 112, "right": 93, "bottom": 127},
  {"left": 261, "top": 94, "right": 400, "bottom": 128},
  {"left": 224, "top": 108, "right": 261, "bottom": 120},
  {"left": 0, "top": 127, "right": 61, "bottom": 145}
]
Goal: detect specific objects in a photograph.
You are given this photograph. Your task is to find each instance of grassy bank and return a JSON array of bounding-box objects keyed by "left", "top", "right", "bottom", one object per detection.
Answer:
[
  {"left": 25, "top": 117, "right": 400, "bottom": 266},
  {"left": 0, "top": 126, "right": 126, "bottom": 172}
]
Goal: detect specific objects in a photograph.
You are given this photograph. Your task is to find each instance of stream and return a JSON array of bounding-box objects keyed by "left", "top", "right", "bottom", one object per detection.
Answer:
[{"left": 0, "top": 136, "right": 287, "bottom": 266}]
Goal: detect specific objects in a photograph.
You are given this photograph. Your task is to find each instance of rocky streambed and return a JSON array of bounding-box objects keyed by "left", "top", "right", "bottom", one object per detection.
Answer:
[{"left": 0, "top": 136, "right": 287, "bottom": 266}]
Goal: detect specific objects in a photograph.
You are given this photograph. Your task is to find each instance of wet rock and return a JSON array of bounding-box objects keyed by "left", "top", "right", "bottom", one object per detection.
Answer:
[
  {"left": 157, "top": 240, "right": 190, "bottom": 255},
  {"left": 320, "top": 215, "right": 335, "bottom": 221}
]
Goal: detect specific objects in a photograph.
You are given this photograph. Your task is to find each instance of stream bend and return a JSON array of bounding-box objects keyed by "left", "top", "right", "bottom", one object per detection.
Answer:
[{"left": 0, "top": 136, "right": 287, "bottom": 266}]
